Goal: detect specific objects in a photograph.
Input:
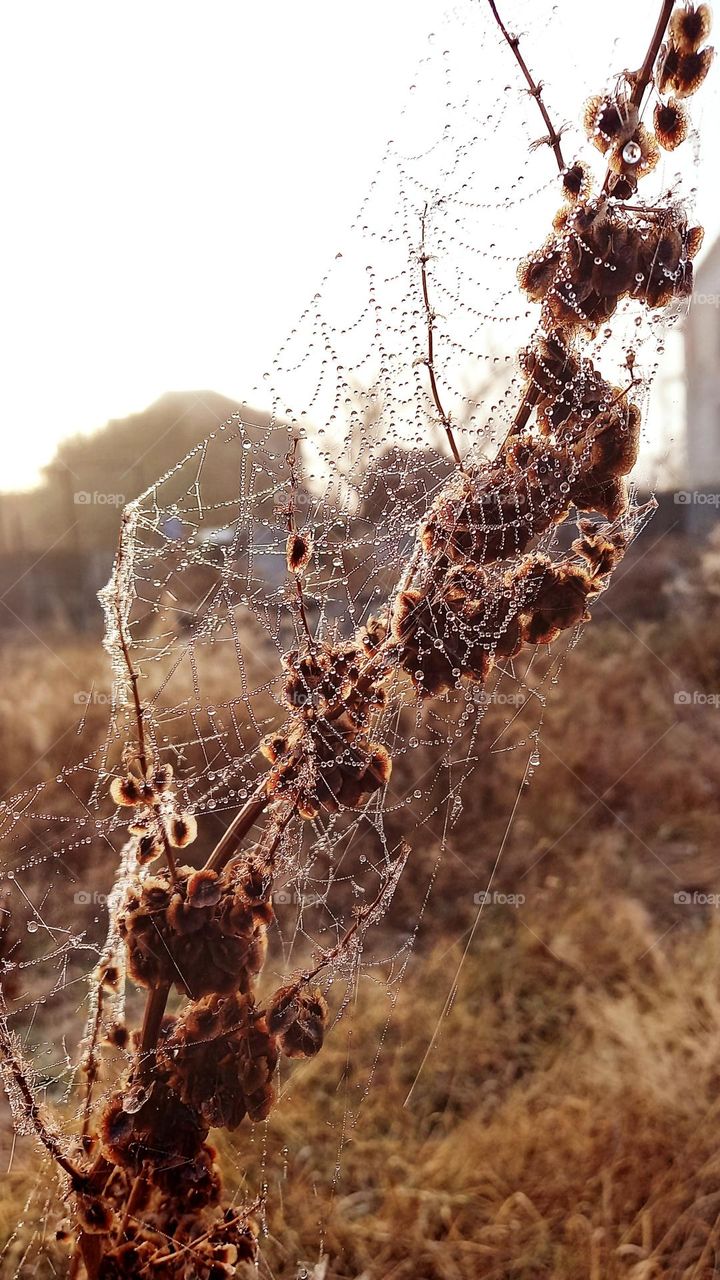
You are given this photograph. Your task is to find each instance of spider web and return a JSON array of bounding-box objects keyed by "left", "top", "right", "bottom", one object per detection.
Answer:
[{"left": 0, "top": 1, "right": 698, "bottom": 1272}]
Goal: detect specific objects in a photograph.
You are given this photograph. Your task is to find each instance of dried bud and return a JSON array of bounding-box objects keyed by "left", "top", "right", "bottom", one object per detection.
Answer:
[
  {"left": 110, "top": 775, "right": 144, "bottom": 807},
  {"left": 186, "top": 869, "right": 222, "bottom": 909},
  {"left": 286, "top": 530, "right": 313, "bottom": 573},
  {"left": 76, "top": 1197, "right": 114, "bottom": 1235},
  {"left": 653, "top": 97, "right": 689, "bottom": 149},
  {"left": 560, "top": 161, "right": 592, "bottom": 202},
  {"left": 669, "top": 3, "right": 712, "bottom": 53},
  {"left": 167, "top": 812, "right": 197, "bottom": 848}
]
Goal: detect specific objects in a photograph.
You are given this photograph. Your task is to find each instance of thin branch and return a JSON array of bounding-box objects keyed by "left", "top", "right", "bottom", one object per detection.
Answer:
[
  {"left": 630, "top": 0, "right": 676, "bottom": 110},
  {"left": 203, "top": 783, "right": 271, "bottom": 874},
  {"left": 79, "top": 985, "right": 104, "bottom": 1144},
  {"left": 420, "top": 205, "right": 465, "bottom": 472},
  {"left": 486, "top": 1, "right": 566, "bottom": 172},
  {"left": 603, "top": 0, "right": 676, "bottom": 192},
  {"left": 286, "top": 436, "right": 316, "bottom": 648},
  {"left": 113, "top": 521, "right": 178, "bottom": 885},
  {"left": 0, "top": 1015, "right": 87, "bottom": 1188},
  {"left": 136, "top": 981, "right": 171, "bottom": 1081}
]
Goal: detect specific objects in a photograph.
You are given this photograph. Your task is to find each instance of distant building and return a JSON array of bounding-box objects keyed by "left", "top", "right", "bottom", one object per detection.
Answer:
[{"left": 684, "top": 238, "right": 720, "bottom": 532}]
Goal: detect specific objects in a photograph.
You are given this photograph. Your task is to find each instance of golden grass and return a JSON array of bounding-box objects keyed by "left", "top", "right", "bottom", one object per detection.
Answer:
[{"left": 2, "top": 546, "right": 720, "bottom": 1277}]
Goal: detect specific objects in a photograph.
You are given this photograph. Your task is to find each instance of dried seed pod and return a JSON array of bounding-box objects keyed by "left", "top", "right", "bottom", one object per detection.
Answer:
[
  {"left": 186, "top": 869, "right": 223, "bottom": 909},
  {"left": 653, "top": 97, "right": 690, "bottom": 149},
  {"left": 608, "top": 125, "right": 660, "bottom": 180},
  {"left": 136, "top": 829, "right": 164, "bottom": 865},
  {"left": 518, "top": 560, "right": 594, "bottom": 645},
  {"left": 673, "top": 46, "right": 715, "bottom": 96},
  {"left": 669, "top": 3, "right": 712, "bottom": 53},
  {"left": 101, "top": 1079, "right": 207, "bottom": 1173},
  {"left": 570, "top": 474, "right": 629, "bottom": 520},
  {"left": 159, "top": 992, "right": 280, "bottom": 1130},
  {"left": 110, "top": 775, "right": 145, "bottom": 807},
  {"left": 572, "top": 528, "right": 628, "bottom": 578},
  {"left": 268, "top": 986, "right": 329, "bottom": 1060},
  {"left": 583, "top": 93, "right": 639, "bottom": 151},
  {"left": 167, "top": 812, "right": 198, "bottom": 848},
  {"left": 75, "top": 1197, "right": 114, "bottom": 1235},
  {"left": 517, "top": 237, "right": 562, "bottom": 301},
  {"left": 590, "top": 405, "right": 641, "bottom": 479},
  {"left": 687, "top": 224, "right": 705, "bottom": 257},
  {"left": 560, "top": 161, "right": 592, "bottom": 203},
  {"left": 286, "top": 530, "right": 313, "bottom": 573},
  {"left": 659, "top": 41, "right": 714, "bottom": 95}
]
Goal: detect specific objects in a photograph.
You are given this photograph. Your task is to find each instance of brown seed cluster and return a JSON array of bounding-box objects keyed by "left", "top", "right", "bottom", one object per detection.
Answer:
[
  {"left": 261, "top": 643, "right": 391, "bottom": 815},
  {"left": 659, "top": 3, "right": 714, "bottom": 98},
  {"left": 267, "top": 984, "right": 329, "bottom": 1058},
  {"left": 391, "top": 565, "right": 518, "bottom": 697},
  {"left": 520, "top": 199, "right": 701, "bottom": 336},
  {"left": 117, "top": 864, "right": 272, "bottom": 997},
  {"left": 420, "top": 437, "right": 571, "bottom": 567},
  {"left": 110, "top": 761, "right": 198, "bottom": 863},
  {"left": 159, "top": 992, "right": 279, "bottom": 1128}
]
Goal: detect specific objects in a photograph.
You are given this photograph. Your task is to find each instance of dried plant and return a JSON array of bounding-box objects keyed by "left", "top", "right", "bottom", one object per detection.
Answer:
[{"left": 0, "top": 3, "right": 713, "bottom": 1276}]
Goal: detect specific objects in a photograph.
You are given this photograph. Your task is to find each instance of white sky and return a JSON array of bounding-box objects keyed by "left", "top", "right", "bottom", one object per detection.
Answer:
[{"left": 1, "top": 1, "right": 718, "bottom": 492}]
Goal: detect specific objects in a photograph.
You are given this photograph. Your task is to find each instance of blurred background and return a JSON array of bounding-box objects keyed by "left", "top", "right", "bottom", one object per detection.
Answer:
[{"left": 3, "top": 3, "right": 720, "bottom": 1277}]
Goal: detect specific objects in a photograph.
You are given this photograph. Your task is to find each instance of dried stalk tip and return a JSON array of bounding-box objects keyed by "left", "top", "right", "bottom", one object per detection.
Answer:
[
  {"left": 286, "top": 530, "right": 313, "bottom": 573},
  {"left": 653, "top": 97, "right": 690, "bottom": 149}
]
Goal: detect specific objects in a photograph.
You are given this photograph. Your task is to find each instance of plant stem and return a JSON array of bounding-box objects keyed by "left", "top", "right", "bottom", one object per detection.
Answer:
[
  {"left": 630, "top": 0, "right": 676, "bottom": 110},
  {"left": 420, "top": 205, "right": 465, "bottom": 472},
  {"left": 203, "top": 784, "right": 271, "bottom": 873},
  {"left": 137, "top": 981, "right": 171, "bottom": 1080},
  {"left": 486, "top": 0, "right": 566, "bottom": 172}
]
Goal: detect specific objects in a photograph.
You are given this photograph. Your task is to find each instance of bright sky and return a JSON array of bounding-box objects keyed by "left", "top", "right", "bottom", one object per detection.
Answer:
[{"left": 1, "top": 1, "right": 719, "bottom": 492}]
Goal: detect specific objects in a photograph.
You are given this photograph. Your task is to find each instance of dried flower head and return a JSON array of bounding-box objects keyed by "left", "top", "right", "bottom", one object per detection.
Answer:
[
  {"left": 583, "top": 93, "right": 638, "bottom": 151},
  {"left": 286, "top": 529, "right": 313, "bottom": 573},
  {"left": 653, "top": 97, "right": 690, "bottom": 149},
  {"left": 669, "top": 3, "right": 713, "bottom": 53},
  {"left": 658, "top": 40, "right": 715, "bottom": 95},
  {"left": 560, "top": 160, "right": 592, "bottom": 203},
  {"left": 167, "top": 812, "right": 198, "bottom": 848}
]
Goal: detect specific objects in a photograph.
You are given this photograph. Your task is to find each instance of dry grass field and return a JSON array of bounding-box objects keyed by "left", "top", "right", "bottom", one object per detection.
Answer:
[{"left": 2, "top": 531, "right": 720, "bottom": 1277}]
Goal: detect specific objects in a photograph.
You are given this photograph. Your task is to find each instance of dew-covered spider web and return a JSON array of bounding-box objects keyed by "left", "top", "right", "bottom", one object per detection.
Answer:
[{"left": 0, "top": 1, "right": 702, "bottom": 1273}]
